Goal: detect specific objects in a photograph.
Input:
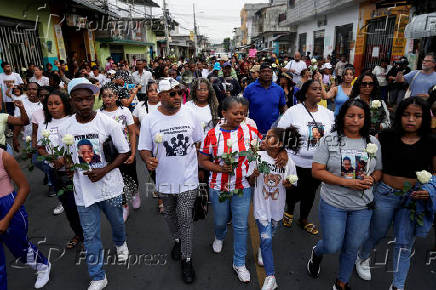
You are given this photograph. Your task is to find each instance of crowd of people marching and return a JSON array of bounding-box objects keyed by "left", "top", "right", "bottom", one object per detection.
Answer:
[{"left": 0, "top": 49, "right": 435, "bottom": 290}]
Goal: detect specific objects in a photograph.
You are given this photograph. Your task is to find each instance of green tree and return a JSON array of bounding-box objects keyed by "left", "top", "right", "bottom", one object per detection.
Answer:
[{"left": 223, "top": 37, "right": 231, "bottom": 52}]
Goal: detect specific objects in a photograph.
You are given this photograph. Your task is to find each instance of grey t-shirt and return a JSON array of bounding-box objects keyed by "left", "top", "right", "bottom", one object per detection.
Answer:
[
  {"left": 313, "top": 132, "right": 382, "bottom": 210},
  {"left": 404, "top": 70, "right": 436, "bottom": 96}
]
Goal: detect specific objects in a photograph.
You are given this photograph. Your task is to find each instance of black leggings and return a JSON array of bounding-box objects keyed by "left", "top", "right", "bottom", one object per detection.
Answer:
[
  {"left": 285, "top": 166, "right": 321, "bottom": 220},
  {"left": 53, "top": 171, "right": 83, "bottom": 240}
]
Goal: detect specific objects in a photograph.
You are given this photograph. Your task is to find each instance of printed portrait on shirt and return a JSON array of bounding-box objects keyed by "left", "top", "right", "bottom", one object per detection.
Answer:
[
  {"left": 163, "top": 133, "right": 190, "bottom": 156},
  {"left": 262, "top": 173, "right": 282, "bottom": 200},
  {"left": 76, "top": 138, "right": 101, "bottom": 166},
  {"left": 307, "top": 121, "right": 325, "bottom": 149},
  {"left": 341, "top": 150, "right": 368, "bottom": 180}
]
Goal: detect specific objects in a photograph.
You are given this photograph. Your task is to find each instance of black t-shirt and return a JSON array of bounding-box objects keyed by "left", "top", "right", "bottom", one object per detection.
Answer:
[{"left": 379, "top": 129, "right": 436, "bottom": 178}]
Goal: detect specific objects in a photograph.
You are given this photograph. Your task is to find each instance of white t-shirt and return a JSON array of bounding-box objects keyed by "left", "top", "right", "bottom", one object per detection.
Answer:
[
  {"left": 284, "top": 60, "right": 307, "bottom": 83},
  {"left": 14, "top": 98, "right": 43, "bottom": 139},
  {"left": 31, "top": 109, "right": 44, "bottom": 124},
  {"left": 29, "top": 76, "right": 49, "bottom": 87},
  {"left": 138, "top": 106, "right": 204, "bottom": 194},
  {"left": 278, "top": 103, "right": 334, "bottom": 168},
  {"left": 12, "top": 94, "right": 27, "bottom": 102},
  {"left": 248, "top": 151, "right": 297, "bottom": 222},
  {"left": 132, "top": 101, "right": 159, "bottom": 124},
  {"left": 0, "top": 72, "right": 23, "bottom": 102},
  {"left": 91, "top": 73, "right": 108, "bottom": 86},
  {"left": 37, "top": 116, "right": 71, "bottom": 169},
  {"left": 58, "top": 112, "right": 130, "bottom": 207},
  {"left": 100, "top": 107, "right": 134, "bottom": 143},
  {"left": 184, "top": 100, "right": 213, "bottom": 133},
  {"left": 132, "top": 70, "right": 153, "bottom": 94}
]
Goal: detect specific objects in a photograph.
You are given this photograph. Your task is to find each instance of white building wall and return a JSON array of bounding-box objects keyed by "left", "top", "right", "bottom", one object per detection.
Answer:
[{"left": 295, "top": 5, "right": 358, "bottom": 62}]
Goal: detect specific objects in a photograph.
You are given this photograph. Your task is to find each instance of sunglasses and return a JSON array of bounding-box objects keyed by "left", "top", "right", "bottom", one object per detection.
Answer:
[
  {"left": 169, "top": 89, "right": 183, "bottom": 97},
  {"left": 360, "top": 82, "right": 375, "bottom": 87}
]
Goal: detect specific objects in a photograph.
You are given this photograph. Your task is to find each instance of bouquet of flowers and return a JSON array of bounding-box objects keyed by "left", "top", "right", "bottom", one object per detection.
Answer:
[
  {"left": 19, "top": 136, "right": 37, "bottom": 171},
  {"left": 308, "top": 58, "right": 318, "bottom": 73}
]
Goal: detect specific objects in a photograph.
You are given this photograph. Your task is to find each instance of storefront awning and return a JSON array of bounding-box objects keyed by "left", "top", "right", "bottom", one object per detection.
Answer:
[{"left": 405, "top": 13, "right": 436, "bottom": 39}]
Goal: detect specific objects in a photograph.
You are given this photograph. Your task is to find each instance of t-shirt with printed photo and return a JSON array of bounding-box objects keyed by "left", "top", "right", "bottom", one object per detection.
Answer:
[
  {"left": 100, "top": 106, "right": 134, "bottom": 143},
  {"left": 59, "top": 112, "right": 130, "bottom": 207},
  {"left": 138, "top": 106, "right": 204, "bottom": 194}
]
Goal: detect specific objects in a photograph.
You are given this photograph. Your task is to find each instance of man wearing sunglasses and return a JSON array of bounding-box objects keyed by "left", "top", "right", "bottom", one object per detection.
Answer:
[{"left": 138, "top": 77, "right": 204, "bottom": 284}]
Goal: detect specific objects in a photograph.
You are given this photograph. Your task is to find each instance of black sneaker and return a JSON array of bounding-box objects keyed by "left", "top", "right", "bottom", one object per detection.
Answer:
[
  {"left": 181, "top": 259, "right": 195, "bottom": 284},
  {"left": 333, "top": 279, "right": 352, "bottom": 290},
  {"left": 171, "top": 241, "right": 181, "bottom": 261},
  {"left": 48, "top": 186, "right": 57, "bottom": 197},
  {"left": 307, "top": 246, "right": 323, "bottom": 278}
]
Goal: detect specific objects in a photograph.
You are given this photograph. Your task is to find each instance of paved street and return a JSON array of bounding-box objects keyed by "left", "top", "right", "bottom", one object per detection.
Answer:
[{"left": 5, "top": 158, "right": 436, "bottom": 290}]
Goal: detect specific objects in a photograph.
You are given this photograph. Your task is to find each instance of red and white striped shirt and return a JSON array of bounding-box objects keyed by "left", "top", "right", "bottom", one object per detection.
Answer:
[{"left": 200, "top": 123, "right": 262, "bottom": 191}]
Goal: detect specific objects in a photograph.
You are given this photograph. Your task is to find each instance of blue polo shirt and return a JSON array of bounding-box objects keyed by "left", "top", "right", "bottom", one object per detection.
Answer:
[{"left": 243, "top": 79, "right": 286, "bottom": 134}]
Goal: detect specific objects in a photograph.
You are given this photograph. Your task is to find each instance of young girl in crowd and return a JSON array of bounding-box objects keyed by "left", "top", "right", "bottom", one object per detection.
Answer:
[
  {"left": 37, "top": 90, "right": 84, "bottom": 249},
  {"left": 247, "top": 127, "right": 300, "bottom": 290},
  {"left": 100, "top": 86, "right": 139, "bottom": 221},
  {"left": 307, "top": 99, "right": 382, "bottom": 290},
  {"left": 357, "top": 97, "right": 436, "bottom": 290},
  {"left": 278, "top": 79, "right": 335, "bottom": 235}
]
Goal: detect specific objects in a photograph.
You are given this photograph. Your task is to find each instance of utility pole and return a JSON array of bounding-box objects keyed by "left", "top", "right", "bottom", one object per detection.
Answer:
[
  {"left": 193, "top": 3, "right": 197, "bottom": 57},
  {"left": 163, "top": 0, "right": 170, "bottom": 57}
]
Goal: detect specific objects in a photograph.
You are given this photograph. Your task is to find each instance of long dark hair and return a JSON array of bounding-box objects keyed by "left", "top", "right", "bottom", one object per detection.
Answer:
[
  {"left": 296, "top": 79, "right": 317, "bottom": 102},
  {"left": 392, "top": 96, "right": 431, "bottom": 137},
  {"left": 43, "top": 90, "right": 72, "bottom": 124},
  {"left": 350, "top": 71, "right": 380, "bottom": 100},
  {"left": 189, "top": 78, "right": 220, "bottom": 124},
  {"left": 100, "top": 86, "right": 123, "bottom": 110},
  {"left": 332, "top": 99, "right": 372, "bottom": 144}
]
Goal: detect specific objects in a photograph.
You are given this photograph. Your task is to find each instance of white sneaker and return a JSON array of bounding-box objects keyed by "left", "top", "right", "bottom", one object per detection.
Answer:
[
  {"left": 132, "top": 193, "right": 141, "bottom": 209},
  {"left": 258, "top": 247, "right": 264, "bottom": 266},
  {"left": 116, "top": 242, "right": 129, "bottom": 262},
  {"left": 262, "top": 275, "right": 278, "bottom": 290},
  {"left": 122, "top": 205, "right": 129, "bottom": 222},
  {"left": 389, "top": 284, "right": 403, "bottom": 290},
  {"left": 232, "top": 264, "right": 250, "bottom": 283},
  {"left": 88, "top": 275, "right": 108, "bottom": 290},
  {"left": 53, "top": 203, "right": 64, "bottom": 215},
  {"left": 34, "top": 262, "right": 51, "bottom": 288},
  {"left": 212, "top": 238, "right": 223, "bottom": 254},
  {"left": 355, "top": 255, "right": 371, "bottom": 281}
]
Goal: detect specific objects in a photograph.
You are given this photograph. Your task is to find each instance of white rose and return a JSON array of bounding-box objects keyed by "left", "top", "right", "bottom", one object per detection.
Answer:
[
  {"left": 365, "top": 143, "right": 378, "bottom": 155},
  {"left": 416, "top": 170, "right": 432, "bottom": 184},
  {"left": 312, "top": 65, "right": 318, "bottom": 70},
  {"left": 371, "top": 100, "right": 382, "bottom": 109},
  {"left": 250, "top": 139, "right": 258, "bottom": 147},
  {"left": 62, "top": 134, "right": 74, "bottom": 146},
  {"left": 227, "top": 139, "right": 233, "bottom": 148},
  {"left": 201, "top": 122, "right": 206, "bottom": 129},
  {"left": 25, "top": 136, "right": 32, "bottom": 143},
  {"left": 311, "top": 58, "right": 317, "bottom": 64},
  {"left": 42, "top": 129, "right": 50, "bottom": 138},
  {"left": 154, "top": 133, "right": 163, "bottom": 144},
  {"left": 286, "top": 175, "right": 298, "bottom": 184}
]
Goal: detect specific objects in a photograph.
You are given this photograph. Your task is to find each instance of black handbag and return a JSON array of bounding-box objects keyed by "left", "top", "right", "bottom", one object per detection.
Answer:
[
  {"left": 103, "top": 136, "right": 118, "bottom": 163},
  {"left": 192, "top": 185, "right": 209, "bottom": 221}
]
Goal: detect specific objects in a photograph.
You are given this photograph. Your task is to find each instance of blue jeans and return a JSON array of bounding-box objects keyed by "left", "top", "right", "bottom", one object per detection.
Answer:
[
  {"left": 314, "top": 198, "right": 372, "bottom": 283},
  {"left": 256, "top": 219, "right": 279, "bottom": 276},
  {"left": 76, "top": 195, "right": 126, "bottom": 281},
  {"left": 211, "top": 187, "right": 251, "bottom": 267},
  {"left": 32, "top": 153, "right": 53, "bottom": 186},
  {"left": 359, "top": 182, "right": 416, "bottom": 289}
]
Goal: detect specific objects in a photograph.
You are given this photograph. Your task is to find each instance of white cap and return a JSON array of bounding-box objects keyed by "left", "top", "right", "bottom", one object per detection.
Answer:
[
  {"left": 67, "top": 77, "right": 99, "bottom": 95},
  {"left": 158, "top": 77, "right": 180, "bottom": 93},
  {"left": 321, "top": 63, "right": 332, "bottom": 70}
]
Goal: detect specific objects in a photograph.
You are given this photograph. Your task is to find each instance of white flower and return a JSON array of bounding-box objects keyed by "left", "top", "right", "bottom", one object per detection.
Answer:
[
  {"left": 371, "top": 100, "right": 382, "bottom": 109},
  {"left": 25, "top": 136, "right": 31, "bottom": 143},
  {"left": 416, "top": 170, "right": 432, "bottom": 184},
  {"left": 62, "top": 134, "right": 74, "bottom": 146},
  {"left": 201, "top": 122, "right": 206, "bottom": 129},
  {"left": 312, "top": 65, "right": 318, "bottom": 71},
  {"left": 311, "top": 58, "right": 317, "bottom": 64},
  {"left": 42, "top": 129, "right": 50, "bottom": 138},
  {"left": 286, "top": 175, "right": 298, "bottom": 184},
  {"left": 154, "top": 133, "right": 163, "bottom": 144},
  {"left": 250, "top": 139, "right": 258, "bottom": 147},
  {"left": 365, "top": 143, "right": 378, "bottom": 155},
  {"left": 227, "top": 139, "right": 233, "bottom": 148},
  {"left": 272, "top": 63, "right": 277, "bottom": 68}
]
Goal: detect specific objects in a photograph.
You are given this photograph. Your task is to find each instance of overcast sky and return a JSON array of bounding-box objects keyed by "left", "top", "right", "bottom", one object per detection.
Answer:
[{"left": 154, "top": 0, "right": 269, "bottom": 44}]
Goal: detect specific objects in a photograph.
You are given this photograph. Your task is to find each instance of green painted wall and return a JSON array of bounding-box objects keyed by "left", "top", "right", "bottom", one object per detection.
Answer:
[{"left": 95, "top": 41, "right": 111, "bottom": 70}]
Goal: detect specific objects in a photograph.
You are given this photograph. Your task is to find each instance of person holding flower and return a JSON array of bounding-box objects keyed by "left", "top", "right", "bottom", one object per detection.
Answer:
[
  {"left": 138, "top": 78, "right": 203, "bottom": 284},
  {"left": 349, "top": 71, "right": 390, "bottom": 135},
  {"left": 246, "top": 126, "right": 300, "bottom": 290},
  {"left": 307, "top": 99, "right": 382, "bottom": 290},
  {"left": 100, "top": 86, "right": 139, "bottom": 221},
  {"left": 36, "top": 90, "right": 84, "bottom": 248},
  {"left": 357, "top": 97, "right": 436, "bottom": 290}
]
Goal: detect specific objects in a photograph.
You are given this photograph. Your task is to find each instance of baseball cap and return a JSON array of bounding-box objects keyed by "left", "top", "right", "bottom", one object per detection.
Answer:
[
  {"left": 321, "top": 63, "right": 332, "bottom": 70},
  {"left": 158, "top": 77, "right": 180, "bottom": 93},
  {"left": 260, "top": 63, "right": 272, "bottom": 71},
  {"left": 250, "top": 65, "right": 260, "bottom": 73},
  {"left": 68, "top": 77, "right": 99, "bottom": 95},
  {"left": 213, "top": 62, "right": 222, "bottom": 71},
  {"left": 223, "top": 61, "right": 232, "bottom": 68}
]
